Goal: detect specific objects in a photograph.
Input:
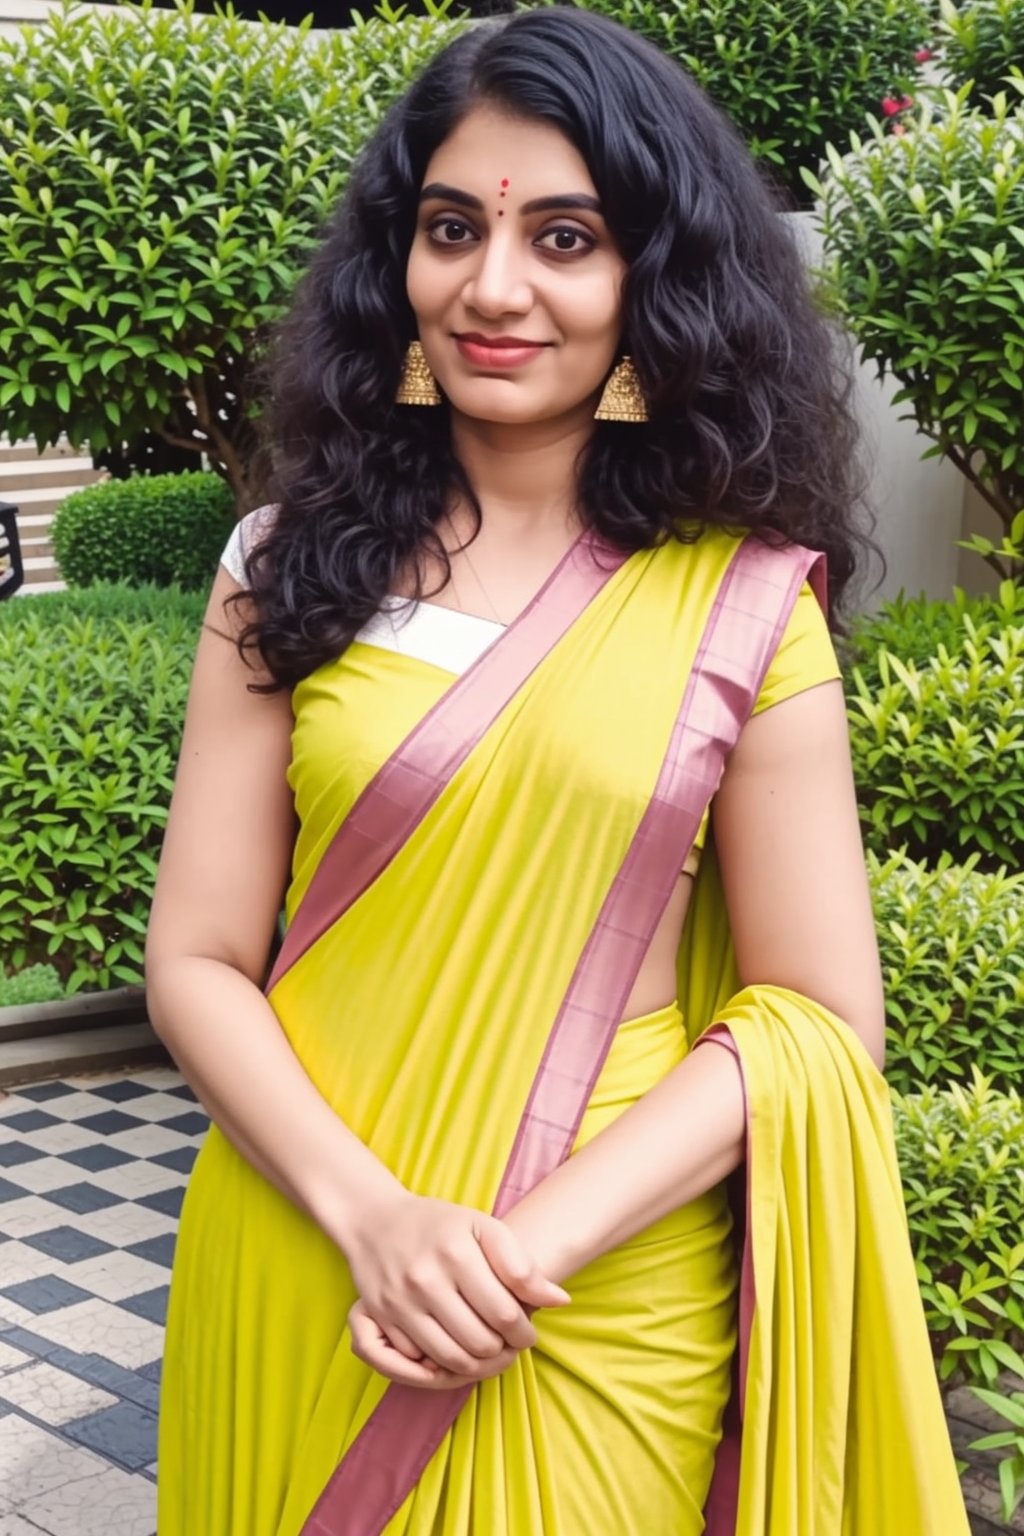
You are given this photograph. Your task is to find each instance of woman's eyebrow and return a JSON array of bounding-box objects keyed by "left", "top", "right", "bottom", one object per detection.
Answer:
[
  {"left": 418, "top": 183, "right": 603, "bottom": 217},
  {"left": 419, "top": 182, "right": 483, "bottom": 210}
]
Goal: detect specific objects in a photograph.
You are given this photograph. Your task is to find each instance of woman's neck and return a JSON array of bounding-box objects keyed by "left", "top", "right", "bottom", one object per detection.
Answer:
[{"left": 448, "top": 407, "right": 594, "bottom": 539}]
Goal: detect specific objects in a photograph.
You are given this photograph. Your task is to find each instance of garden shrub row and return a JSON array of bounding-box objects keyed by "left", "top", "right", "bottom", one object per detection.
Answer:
[
  {"left": 872, "top": 851, "right": 1024, "bottom": 1096},
  {"left": 0, "top": 583, "right": 204, "bottom": 994},
  {"left": 895, "top": 1069, "right": 1024, "bottom": 1389},
  {"left": 845, "top": 588, "right": 1024, "bottom": 869}
]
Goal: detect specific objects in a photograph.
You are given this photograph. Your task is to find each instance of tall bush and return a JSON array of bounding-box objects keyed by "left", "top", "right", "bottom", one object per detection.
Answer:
[
  {"left": 894, "top": 1071, "right": 1024, "bottom": 1520},
  {"left": 53, "top": 471, "right": 235, "bottom": 589},
  {"left": 847, "top": 614, "right": 1024, "bottom": 868},
  {"left": 809, "top": 87, "right": 1024, "bottom": 579},
  {"left": 870, "top": 851, "right": 1024, "bottom": 1094},
  {"left": 573, "top": 0, "right": 929, "bottom": 204},
  {"left": 0, "top": 0, "right": 464, "bottom": 505},
  {"left": 0, "top": 585, "right": 203, "bottom": 992},
  {"left": 939, "top": 0, "right": 1024, "bottom": 104}
]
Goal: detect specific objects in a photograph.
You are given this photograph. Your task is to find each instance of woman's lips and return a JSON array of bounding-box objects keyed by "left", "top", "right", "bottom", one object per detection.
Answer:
[{"left": 454, "top": 335, "right": 548, "bottom": 370}]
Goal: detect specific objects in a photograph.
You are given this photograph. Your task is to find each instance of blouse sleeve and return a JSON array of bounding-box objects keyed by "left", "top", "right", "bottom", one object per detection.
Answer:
[
  {"left": 219, "top": 503, "right": 279, "bottom": 585},
  {"left": 751, "top": 580, "right": 841, "bottom": 716}
]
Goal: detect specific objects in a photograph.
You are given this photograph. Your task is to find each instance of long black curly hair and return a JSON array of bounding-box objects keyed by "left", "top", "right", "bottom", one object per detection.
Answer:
[{"left": 240, "top": 6, "right": 877, "bottom": 689}]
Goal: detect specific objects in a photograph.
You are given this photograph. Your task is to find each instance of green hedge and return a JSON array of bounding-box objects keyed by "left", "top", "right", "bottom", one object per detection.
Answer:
[
  {"left": 895, "top": 1070, "right": 1024, "bottom": 1518},
  {"left": 845, "top": 591, "right": 1024, "bottom": 869},
  {"left": 52, "top": 472, "right": 236, "bottom": 590},
  {"left": 0, "top": 583, "right": 203, "bottom": 992},
  {"left": 872, "top": 851, "right": 1024, "bottom": 1095}
]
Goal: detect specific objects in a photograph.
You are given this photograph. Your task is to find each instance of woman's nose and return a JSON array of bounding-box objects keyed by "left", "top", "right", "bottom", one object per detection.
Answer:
[{"left": 462, "top": 235, "right": 533, "bottom": 317}]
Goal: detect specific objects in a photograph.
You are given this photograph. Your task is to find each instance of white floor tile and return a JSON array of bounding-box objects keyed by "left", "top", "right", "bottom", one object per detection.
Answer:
[
  {"left": 0, "top": 1340, "right": 32, "bottom": 1374},
  {"left": 0, "top": 1514, "right": 59, "bottom": 1534},
  {"left": 0, "top": 1415, "right": 106, "bottom": 1510},
  {"left": 110, "top": 1092, "right": 193, "bottom": 1125},
  {"left": 20, "top": 1123, "right": 98, "bottom": 1155},
  {"left": 103, "top": 1126, "right": 191, "bottom": 1158},
  {"left": 27, "top": 1092, "right": 112, "bottom": 1123},
  {"left": 23, "top": 1298, "right": 165, "bottom": 1370},
  {"left": 0, "top": 1096, "right": 33, "bottom": 1123},
  {"left": 0, "top": 1297, "right": 37, "bottom": 1332},
  {"left": 0, "top": 1197, "right": 70, "bottom": 1240},
  {"left": 0, "top": 1158, "right": 84, "bottom": 1196},
  {"left": 62, "top": 1072, "right": 139, "bottom": 1090},
  {"left": 0, "top": 1239, "right": 65, "bottom": 1288},
  {"left": 0, "top": 1361, "right": 118, "bottom": 1426},
  {"left": 86, "top": 1161, "right": 184, "bottom": 1201},
  {"left": 18, "top": 1464, "right": 157, "bottom": 1536},
  {"left": 60, "top": 1251, "right": 170, "bottom": 1304},
  {"left": 66, "top": 1204, "right": 175, "bottom": 1248},
  {"left": 127, "top": 1067, "right": 181, "bottom": 1090}
]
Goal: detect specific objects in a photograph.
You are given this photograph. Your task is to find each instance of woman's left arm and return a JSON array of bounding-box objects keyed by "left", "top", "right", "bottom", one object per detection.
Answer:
[{"left": 500, "top": 676, "right": 886, "bottom": 1286}]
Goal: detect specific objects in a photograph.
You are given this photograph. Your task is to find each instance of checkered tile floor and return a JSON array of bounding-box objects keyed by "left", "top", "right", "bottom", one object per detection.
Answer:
[{"left": 0, "top": 1065, "right": 205, "bottom": 1535}]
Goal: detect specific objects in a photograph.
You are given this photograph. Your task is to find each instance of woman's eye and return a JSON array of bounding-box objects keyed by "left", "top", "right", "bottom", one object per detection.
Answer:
[
  {"left": 428, "top": 218, "right": 476, "bottom": 245},
  {"left": 536, "top": 227, "right": 595, "bottom": 255}
]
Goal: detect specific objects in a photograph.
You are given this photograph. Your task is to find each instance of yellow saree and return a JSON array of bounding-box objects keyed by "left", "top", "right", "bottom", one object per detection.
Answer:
[{"left": 158, "top": 524, "right": 968, "bottom": 1535}]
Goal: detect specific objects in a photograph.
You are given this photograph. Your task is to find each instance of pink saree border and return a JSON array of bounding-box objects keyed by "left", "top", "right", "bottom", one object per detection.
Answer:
[
  {"left": 266, "top": 527, "right": 628, "bottom": 993},
  {"left": 299, "top": 537, "right": 825, "bottom": 1536}
]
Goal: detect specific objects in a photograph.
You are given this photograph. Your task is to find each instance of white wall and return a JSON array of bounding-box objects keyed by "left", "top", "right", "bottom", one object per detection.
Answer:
[{"left": 786, "top": 211, "right": 974, "bottom": 613}]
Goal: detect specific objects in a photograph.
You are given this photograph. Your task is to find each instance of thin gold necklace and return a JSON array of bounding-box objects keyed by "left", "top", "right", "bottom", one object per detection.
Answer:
[{"left": 444, "top": 513, "right": 507, "bottom": 626}]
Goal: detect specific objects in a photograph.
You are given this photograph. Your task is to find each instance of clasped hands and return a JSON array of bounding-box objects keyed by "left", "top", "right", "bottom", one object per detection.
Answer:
[{"left": 345, "top": 1192, "right": 571, "bottom": 1392}]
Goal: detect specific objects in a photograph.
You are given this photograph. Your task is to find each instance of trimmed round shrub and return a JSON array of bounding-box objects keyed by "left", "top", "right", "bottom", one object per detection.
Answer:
[
  {"left": 871, "top": 850, "right": 1024, "bottom": 1094},
  {"left": 939, "top": 0, "right": 1024, "bottom": 103},
  {"left": 52, "top": 471, "right": 236, "bottom": 590},
  {"left": 573, "top": 0, "right": 930, "bottom": 204},
  {"left": 0, "top": 963, "right": 64, "bottom": 1006},
  {"left": 846, "top": 603, "right": 1024, "bottom": 868},
  {"left": 0, "top": 583, "right": 204, "bottom": 992}
]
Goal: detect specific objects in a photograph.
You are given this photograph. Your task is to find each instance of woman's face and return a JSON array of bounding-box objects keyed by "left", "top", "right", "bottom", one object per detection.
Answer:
[{"left": 406, "top": 105, "right": 628, "bottom": 428}]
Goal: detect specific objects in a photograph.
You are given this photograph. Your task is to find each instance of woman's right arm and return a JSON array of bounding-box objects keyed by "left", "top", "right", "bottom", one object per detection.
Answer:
[
  {"left": 145, "top": 567, "right": 407, "bottom": 1236},
  {"left": 145, "top": 568, "right": 565, "bottom": 1379}
]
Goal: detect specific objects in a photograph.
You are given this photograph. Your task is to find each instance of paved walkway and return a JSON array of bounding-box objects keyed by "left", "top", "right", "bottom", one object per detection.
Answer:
[{"left": 0, "top": 1066, "right": 206, "bottom": 1535}]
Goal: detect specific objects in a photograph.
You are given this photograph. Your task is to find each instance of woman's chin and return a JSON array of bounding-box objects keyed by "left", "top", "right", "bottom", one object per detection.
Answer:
[{"left": 446, "top": 391, "right": 596, "bottom": 431}]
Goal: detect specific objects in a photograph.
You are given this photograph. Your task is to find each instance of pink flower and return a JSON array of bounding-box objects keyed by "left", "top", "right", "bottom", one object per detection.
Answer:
[
  {"left": 881, "top": 97, "right": 902, "bottom": 116},
  {"left": 914, "top": 46, "right": 933, "bottom": 63},
  {"left": 891, "top": 123, "right": 907, "bottom": 136}
]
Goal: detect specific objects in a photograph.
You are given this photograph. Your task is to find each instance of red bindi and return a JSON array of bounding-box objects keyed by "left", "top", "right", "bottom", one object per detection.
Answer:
[{"left": 500, "top": 178, "right": 509, "bottom": 187}]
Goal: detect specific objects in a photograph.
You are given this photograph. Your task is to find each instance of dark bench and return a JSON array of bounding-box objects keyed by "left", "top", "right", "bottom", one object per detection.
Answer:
[{"left": 0, "top": 501, "right": 24, "bottom": 600}]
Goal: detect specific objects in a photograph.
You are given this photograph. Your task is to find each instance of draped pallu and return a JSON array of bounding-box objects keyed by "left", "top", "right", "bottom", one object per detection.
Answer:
[{"left": 158, "top": 526, "right": 969, "bottom": 1536}]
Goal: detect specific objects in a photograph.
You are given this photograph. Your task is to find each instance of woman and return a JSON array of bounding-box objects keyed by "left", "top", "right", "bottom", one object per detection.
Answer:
[{"left": 147, "top": 10, "right": 969, "bottom": 1533}]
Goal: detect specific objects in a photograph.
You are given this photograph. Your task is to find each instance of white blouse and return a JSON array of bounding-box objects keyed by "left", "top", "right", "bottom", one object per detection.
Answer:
[{"left": 220, "top": 512, "right": 505, "bottom": 676}]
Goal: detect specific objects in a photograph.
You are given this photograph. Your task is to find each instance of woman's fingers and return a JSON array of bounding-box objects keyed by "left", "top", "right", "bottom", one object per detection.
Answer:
[
  {"left": 477, "top": 1216, "right": 572, "bottom": 1311},
  {"left": 350, "top": 1301, "right": 520, "bottom": 1390},
  {"left": 454, "top": 1260, "right": 537, "bottom": 1351},
  {"left": 349, "top": 1302, "right": 439, "bottom": 1386},
  {"left": 377, "top": 1318, "right": 428, "bottom": 1363}
]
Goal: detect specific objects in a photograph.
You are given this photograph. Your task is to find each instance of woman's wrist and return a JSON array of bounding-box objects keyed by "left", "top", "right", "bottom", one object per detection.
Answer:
[
  {"left": 500, "top": 1186, "right": 584, "bottom": 1287},
  {"left": 309, "top": 1162, "right": 409, "bottom": 1262}
]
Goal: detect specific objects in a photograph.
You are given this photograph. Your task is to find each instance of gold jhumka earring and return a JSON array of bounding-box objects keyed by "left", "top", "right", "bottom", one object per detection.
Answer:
[
  {"left": 594, "top": 356, "right": 648, "bottom": 423},
  {"left": 396, "top": 340, "right": 442, "bottom": 406}
]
